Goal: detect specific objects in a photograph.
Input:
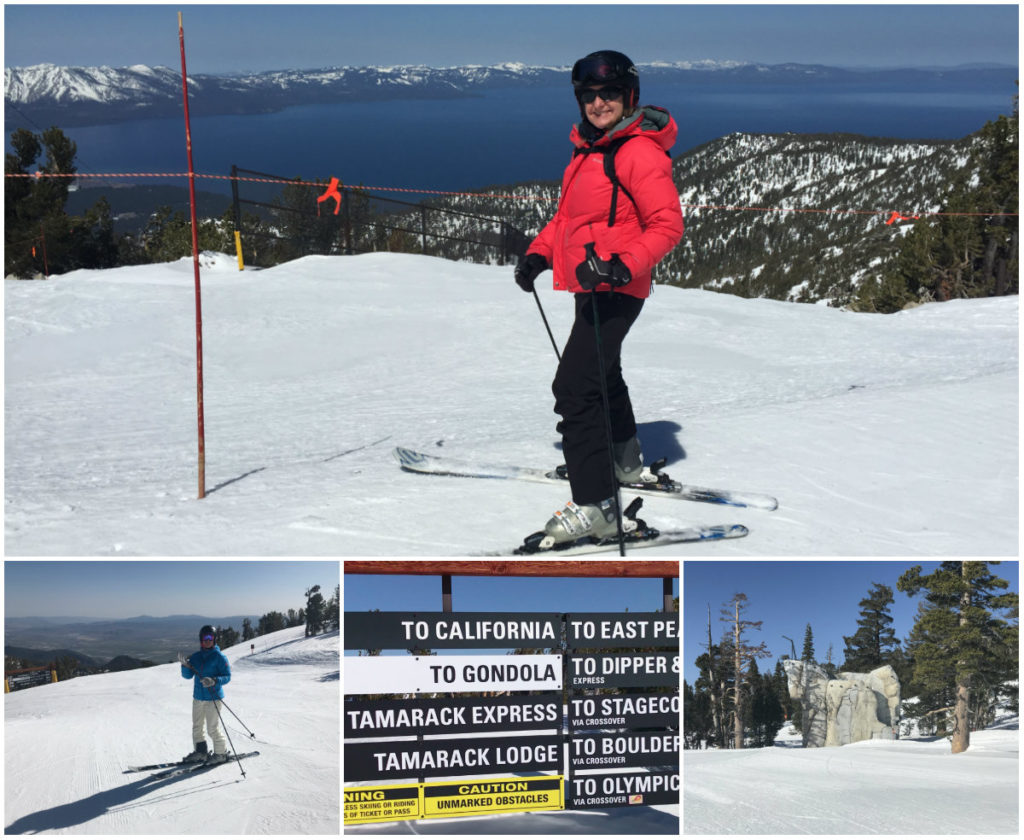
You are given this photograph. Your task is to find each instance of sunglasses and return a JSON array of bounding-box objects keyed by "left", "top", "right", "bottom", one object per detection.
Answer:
[{"left": 577, "top": 87, "right": 625, "bottom": 105}]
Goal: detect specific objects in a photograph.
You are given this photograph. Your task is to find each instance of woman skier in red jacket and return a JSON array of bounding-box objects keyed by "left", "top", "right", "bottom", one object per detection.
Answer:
[{"left": 515, "top": 50, "right": 684, "bottom": 548}]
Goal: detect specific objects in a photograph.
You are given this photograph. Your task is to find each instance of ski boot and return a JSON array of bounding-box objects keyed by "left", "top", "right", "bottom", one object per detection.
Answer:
[
  {"left": 517, "top": 496, "right": 656, "bottom": 553},
  {"left": 205, "top": 751, "right": 229, "bottom": 765},
  {"left": 182, "top": 742, "right": 208, "bottom": 763}
]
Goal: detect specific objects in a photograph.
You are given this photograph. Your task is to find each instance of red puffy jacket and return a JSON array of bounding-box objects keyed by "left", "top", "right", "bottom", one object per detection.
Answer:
[{"left": 527, "top": 106, "right": 684, "bottom": 298}]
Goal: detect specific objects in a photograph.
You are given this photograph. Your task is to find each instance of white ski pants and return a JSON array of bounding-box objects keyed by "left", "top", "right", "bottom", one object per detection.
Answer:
[{"left": 192, "top": 698, "right": 228, "bottom": 753}]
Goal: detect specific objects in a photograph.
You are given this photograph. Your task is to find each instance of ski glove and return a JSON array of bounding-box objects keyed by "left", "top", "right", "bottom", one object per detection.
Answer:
[
  {"left": 177, "top": 652, "right": 191, "bottom": 668},
  {"left": 514, "top": 253, "right": 549, "bottom": 292},
  {"left": 576, "top": 243, "right": 632, "bottom": 291},
  {"left": 201, "top": 676, "right": 217, "bottom": 688}
]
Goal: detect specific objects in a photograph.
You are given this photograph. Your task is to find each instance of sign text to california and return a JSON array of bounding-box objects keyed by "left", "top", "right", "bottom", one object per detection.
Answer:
[
  {"left": 344, "top": 784, "right": 420, "bottom": 825},
  {"left": 345, "top": 693, "right": 561, "bottom": 738},
  {"left": 344, "top": 611, "right": 561, "bottom": 650},
  {"left": 345, "top": 734, "right": 562, "bottom": 782},
  {"left": 345, "top": 654, "right": 562, "bottom": 694},
  {"left": 565, "top": 613, "right": 679, "bottom": 648},
  {"left": 566, "top": 652, "right": 679, "bottom": 688},
  {"left": 421, "top": 776, "right": 563, "bottom": 819}
]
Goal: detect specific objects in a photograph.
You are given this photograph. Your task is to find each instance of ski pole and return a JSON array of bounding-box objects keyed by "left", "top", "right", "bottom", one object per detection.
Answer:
[
  {"left": 218, "top": 698, "right": 256, "bottom": 739},
  {"left": 532, "top": 288, "right": 562, "bottom": 362},
  {"left": 211, "top": 696, "right": 247, "bottom": 778},
  {"left": 590, "top": 292, "right": 626, "bottom": 557}
]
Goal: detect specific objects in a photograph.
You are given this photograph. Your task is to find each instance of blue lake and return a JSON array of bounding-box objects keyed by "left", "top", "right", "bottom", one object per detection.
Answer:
[{"left": 42, "top": 83, "right": 1020, "bottom": 198}]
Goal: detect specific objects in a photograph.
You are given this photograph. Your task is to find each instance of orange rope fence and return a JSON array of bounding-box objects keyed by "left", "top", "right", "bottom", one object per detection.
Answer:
[{"left": 5, "top": 170, "right": 1018, "bottom": 220}]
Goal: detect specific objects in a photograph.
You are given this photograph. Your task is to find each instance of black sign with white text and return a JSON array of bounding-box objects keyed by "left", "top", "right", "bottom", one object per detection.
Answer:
[
  {"left": 344, "top": 611, "right": 561, "bottom": 650},
  {"left": 565, "top": 613, "right": 679, "bottom": 649},
  {"left": 566, "top": 653, "right": 679, "bottom": 688},
  {"left": 567, "top": 771, "right": 679, "bottom": 809},
  {"left": 345, "top": 694, "right": 562, "bottom": 738},
  {"left": 345, "top": 734, "right": 562, "bottom": 782},
  {"left": 568, "top": 733, "right": 680, "bottom": 770},
  {"left": 567, "top": 692, "right": 679, "bottom": 731}
]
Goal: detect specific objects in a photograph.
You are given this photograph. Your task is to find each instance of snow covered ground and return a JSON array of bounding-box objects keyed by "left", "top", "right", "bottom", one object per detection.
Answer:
[
  {"left": 684, "top": 716, "right": 1019, "bottom": 835},
  {"left": 4, "top": 252, "right": 1018, "bottom": 555},
  {"left": 3, "top": 625, "right": 339, "bottom": 834}
]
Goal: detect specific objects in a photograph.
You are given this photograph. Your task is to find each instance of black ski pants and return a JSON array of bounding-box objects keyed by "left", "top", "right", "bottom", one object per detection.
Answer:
[{"left": 552, "top": 291, "right": 644, "bottom": 506}]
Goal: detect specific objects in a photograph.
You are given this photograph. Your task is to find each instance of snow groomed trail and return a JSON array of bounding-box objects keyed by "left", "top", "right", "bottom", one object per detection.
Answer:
[{"left": 3, "top": 626, "right": 339, "bottom": 834}]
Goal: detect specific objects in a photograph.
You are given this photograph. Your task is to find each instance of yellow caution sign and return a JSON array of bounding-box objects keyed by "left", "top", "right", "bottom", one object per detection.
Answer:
[
  {"left": 344, "top": 784, "right": 421, "bottom": 825},
  {"left": 422, "top": 775, "right": 563, "bottom": 819}
]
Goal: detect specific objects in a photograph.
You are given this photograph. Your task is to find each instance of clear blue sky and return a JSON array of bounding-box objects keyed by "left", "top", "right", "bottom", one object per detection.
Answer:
[
  {"left": 682, "top": 560, "right": 1020, "bottom": 685},
  {"left": 3, "top": 4, "right": 1018, "bottom": 74},
  {"left": 4, "top": 560, "right": 340, "bottom": 618}
]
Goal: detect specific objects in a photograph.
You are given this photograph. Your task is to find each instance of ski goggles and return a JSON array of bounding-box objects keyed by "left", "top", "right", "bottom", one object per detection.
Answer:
[
  {"left": 572, "top": 55, "right": 632, "bottom": 88},
  {"left": 576, "top": 87, "right": 626, "bottom": 105},
  {"left": 202, "top": 635, "right": 215, "bottom": 642}
]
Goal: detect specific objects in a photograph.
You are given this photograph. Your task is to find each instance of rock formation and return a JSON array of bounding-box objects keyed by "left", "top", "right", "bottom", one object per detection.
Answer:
[{"left": 783, "top": 660, "right": 900, "bottom": 747}]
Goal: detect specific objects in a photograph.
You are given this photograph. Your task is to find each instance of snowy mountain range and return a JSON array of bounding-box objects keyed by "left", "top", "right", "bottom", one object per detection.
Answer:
[
  {"left": 5, "top": 60, "right": 1016, "bottom": 127},
  {"left": 370, "top": 129, "right": 981, "bottom": 304}
]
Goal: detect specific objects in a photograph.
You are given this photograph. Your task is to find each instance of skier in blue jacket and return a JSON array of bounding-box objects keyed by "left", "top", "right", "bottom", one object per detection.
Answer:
[{"left": 177, "top": 624, "right": 232, "bottom": 764}]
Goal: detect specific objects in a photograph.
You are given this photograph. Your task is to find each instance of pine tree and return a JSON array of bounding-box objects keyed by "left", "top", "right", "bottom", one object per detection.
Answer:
[
  {"left": 721, "top": 593, "right": 772, "bottom": 749},
  {"left": 304, "top": 585, "right": 326, "bottom": 637},
  {"left": 841, "top": 582, "right": 901, "bottom": 672},
  {"left": 897, "top": 561, "right": 1018, "bottom": 753},
  {"left": 801, "top": 623, "right": 815, "bottom": 663}
]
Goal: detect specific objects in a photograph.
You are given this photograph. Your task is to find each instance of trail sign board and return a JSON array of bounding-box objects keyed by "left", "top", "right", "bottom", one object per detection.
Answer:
[
  {"left": 567, "top": 692, "right": 679, "bottom": 731},
  {"left": 345, "top": 693, "right": 562, "bottom": 738},
  {"left": 345, "top": 734, "right": 563, "bottom": 782},
  {"left": 345, "top": 611, "right": 561, "bottom": 649},
  {"left": 567, "top": 771, "right": 679, "bottom": 809},
  {"left": 345, "top": 654, "right": 563, "bottom": 694},
  {"left": 568, "top": 733, "right": 680, "bottom": 770},
  {"left": 565, "top": 613, "right": 679, "bottom": 648},
  {"left": 566, "top": 652, "right": 679, "bottom": 688}
]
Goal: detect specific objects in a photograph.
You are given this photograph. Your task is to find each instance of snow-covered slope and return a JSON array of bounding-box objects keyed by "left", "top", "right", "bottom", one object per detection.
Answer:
[
  {"left": 3, "top": 625, "right": 339, "bottom": 834},
  {"left": 684, "top": 716, "right": 1019, "bottom": 834},
  {"left": 4, "top": 252, "right": 1018, "bottom": 555}
]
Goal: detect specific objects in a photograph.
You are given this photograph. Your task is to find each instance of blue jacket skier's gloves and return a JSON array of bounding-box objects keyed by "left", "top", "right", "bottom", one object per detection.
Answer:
[
  {"left": 576, "top": 243, "right": 632, "bottom": 291},
  {"left": 514, "top": 253, "right": 549, "bottom": 292}
]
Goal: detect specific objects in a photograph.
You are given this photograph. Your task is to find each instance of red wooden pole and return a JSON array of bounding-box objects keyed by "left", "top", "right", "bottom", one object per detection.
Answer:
[{"left": 178, "top": 12, "right": 206, "bottom": 499}]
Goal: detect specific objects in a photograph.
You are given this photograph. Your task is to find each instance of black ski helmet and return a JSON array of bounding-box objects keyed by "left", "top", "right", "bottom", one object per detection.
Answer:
[
  {"left": 199, "top": 625, "right": 217, "bottom": 643},
  {"left": 571, "top": 50, "right": 640, "bottom": 109}
]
